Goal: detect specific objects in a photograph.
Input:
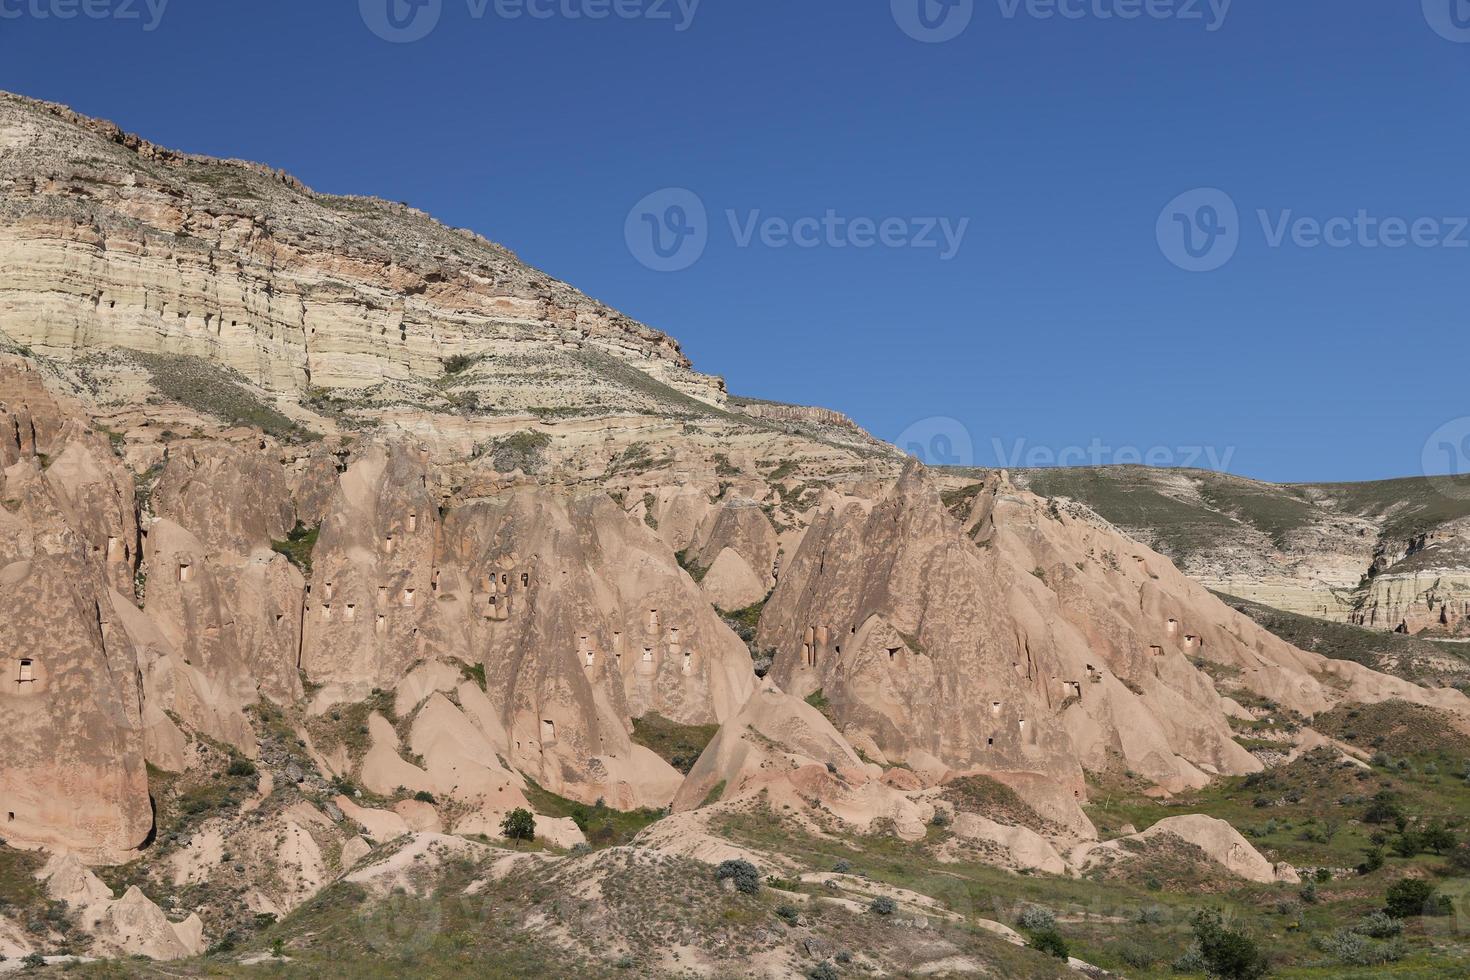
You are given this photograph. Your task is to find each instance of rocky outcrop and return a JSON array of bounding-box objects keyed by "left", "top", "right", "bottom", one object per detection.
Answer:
[{"left": 0, "top": 392, "right": 151, "bottom": 863}]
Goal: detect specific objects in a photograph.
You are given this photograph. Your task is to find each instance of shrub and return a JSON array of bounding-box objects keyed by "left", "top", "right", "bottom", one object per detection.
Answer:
[
  {"left": 714, "top": 859, "right": 761, "bottom": 896},
  {"left": 930, "top": 809, "right": 951, "bottom": 828},
  {"left": 226, "top": 758, "right": 257, "bottom": 778},
  {"left": 1357, "top": 846, "right": 1385, "bottom": 875},
  {"left": 1027, "top": 928, "right": 1069, "bottom": 960},
  {"left": 869, "top": 895, "right": 896, "bottom": 916},
  {"left": 1189, "top": 909, "right": 1270, "bottom": 980},
  {"left": 500, "top": 808, "right": 536, "bottom": 845},
  {"left": 443, "top": 354, "right": 477, "bottom": 375},
  {"left": 1298, "top": 881, "right": 1318, "bottom": 905},
  {"left": 807, "top": 963, "right": 838, "bottom": 980},
  {"left": 775, "top": 904, "right": 799, "bottom": 926},
  {"left": 413, "top": 790, "right": 437, "bottom": 805},
  {"left": 831, "top": 859, "right": 851, "bottom": 874},
  {"left": 1114, "top": 941, "right": 1155, "bottom": 969},
  {"left": 1317, "top": 929, "right": 1406, "bottom": 967},
  {"left": 1385, "top": 878, "right": 1451, "bottom": 918},
  {"left": 1172, "top": 943, "right": 1208, "bottom": 974},
  {"left": 1017, "top": 905, "right": 1056, "bottom": 931},
  {"left": 1352, "top": 911, "right": 1402, "bottom": 939}
]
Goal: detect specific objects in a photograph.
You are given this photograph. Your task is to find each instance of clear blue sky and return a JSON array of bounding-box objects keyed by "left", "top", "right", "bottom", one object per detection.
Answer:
[{"left": 2, "top": 1, "right": 1467, "bottom": 482}]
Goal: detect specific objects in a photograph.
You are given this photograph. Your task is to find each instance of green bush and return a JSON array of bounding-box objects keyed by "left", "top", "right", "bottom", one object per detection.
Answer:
[
  {"left": 775, "top": 904, "right": 799, "bottom": 926},
  {"left": 500, "top": 808, "right": 536, "bottom": 845},
  {"left": 413, "top": 790, "right": 437, "bottom": 805},
  {"left": 226, "top": 758, "right": 257, "bottom": 778},
  {"left": 1017, "top": 905, "right": 1056, "bottom": 931},
  {"left": 1317, "top": 929, "right": 1406, "bottom": 967},
  {"left": 807, "top": 962, "right": 838, "bottom": 980},
  {"left": 1189, "top": 909, "right": 1270, "bottom": 980},
  {"left": 714, "top": 859, "right": 761, "bottom": 895},
  {"left": 1352, "top": 911, "right": 1402, "bottom": 939},
  {"left": 1027, "top": 928, "right": 1069, "bottom": 960},
  {"left": 869, "top": 895, "right": 896, "bottom": 916},
  {"left": 1385, "top": 878, "right": 1451, "bottom": 918}
]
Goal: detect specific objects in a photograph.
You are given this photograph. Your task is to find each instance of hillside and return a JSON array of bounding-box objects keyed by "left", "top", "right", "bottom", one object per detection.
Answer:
[
  {"left": 935, "top": 466, "right": 1470, "bottom": 640},
  {"left": 5, "top": 95, "right": 1470, "bottom": 978}
]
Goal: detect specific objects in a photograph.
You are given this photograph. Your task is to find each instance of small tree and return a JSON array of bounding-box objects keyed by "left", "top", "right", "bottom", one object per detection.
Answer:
[
  {"left": 1384, "top": 878, "right": 1450, "bottom": 918},
  {"left": 1420, "top": 822, "right": 1455, "bottom": 855},
  {"left": 501, "top": 807, "right": 536, "bottom": 847},
  {"left": 1190, "top": 909, "right": 1270, "bottom": 980}
]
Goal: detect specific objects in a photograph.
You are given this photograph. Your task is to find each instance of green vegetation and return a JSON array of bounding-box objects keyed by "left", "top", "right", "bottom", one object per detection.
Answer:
[
  {"left": 1218, "top": 592, "right": 1470, "bottom": 684},
  {"left": 305, "top": 689, "right": 396, "bottom": 766},
  {"left": 484, "top": 430, "right": 551, "bottom": 474},
  {"left": 125, "top": 350, "right": 316, "bottom": 442},
  {"left": 519, "top": 780, "right": 663, "bottom": 849},
  {"left": 710, "top": 775, "right": 1470, "bottom": 979},
  {"left": 998, "top": 464, "right": 1470, "bottom": 570},
  {"left": 500, "top": 808, "right": 536, "bottom": 846},
  {"left": 270, "top": 522, "right": 321, "bottom": 573},
  {"left": 443, "top": 353, "right": 479, "bottom": 375},
  {"left": 714, "top": 858, "right": 761, "bottom": 895},
  {"left": 630, "top": 712, "right": 719, "bottom": 774}
]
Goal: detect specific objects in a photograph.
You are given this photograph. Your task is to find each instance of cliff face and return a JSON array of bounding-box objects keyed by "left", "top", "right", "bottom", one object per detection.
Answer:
[{"left": 0, "top": 92, "right": 725, "bottom": 421}]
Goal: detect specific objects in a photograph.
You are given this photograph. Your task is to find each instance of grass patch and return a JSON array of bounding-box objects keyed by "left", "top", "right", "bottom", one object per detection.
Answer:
[
  {"left": 630, "top": 713, "right": 719, "bottom": 775},
  {"left": 519, "top": 780, "right": 664, "bottom": 849},
  {"left": 271, "top": 522, "right": 321, "bottom": 574},
  {"left": 125, "top": 350, "right": 316, "bottom": 442}
]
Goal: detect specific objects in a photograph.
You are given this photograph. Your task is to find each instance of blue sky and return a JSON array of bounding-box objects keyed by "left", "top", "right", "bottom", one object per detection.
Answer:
[{"left": 2, "top": 0, "right": 1467, "bottom": 482}]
